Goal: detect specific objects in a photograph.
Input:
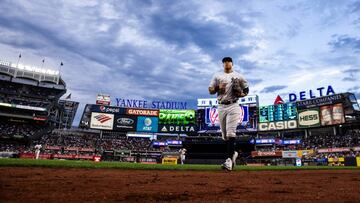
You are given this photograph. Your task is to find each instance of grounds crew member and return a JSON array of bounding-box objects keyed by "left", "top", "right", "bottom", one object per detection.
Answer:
[{"left": 208, "top": 57, "right": 249, "bottom": 171}]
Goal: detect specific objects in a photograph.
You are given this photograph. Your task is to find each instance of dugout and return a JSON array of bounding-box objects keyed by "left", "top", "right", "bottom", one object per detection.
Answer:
[{"left": 182, "top": 136, "right": 254, "bottom": 164}]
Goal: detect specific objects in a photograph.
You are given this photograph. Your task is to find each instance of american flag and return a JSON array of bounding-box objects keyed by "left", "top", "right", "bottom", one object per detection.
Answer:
[{"left": 94, "top": 114, "right": 112, "bottom": 123}]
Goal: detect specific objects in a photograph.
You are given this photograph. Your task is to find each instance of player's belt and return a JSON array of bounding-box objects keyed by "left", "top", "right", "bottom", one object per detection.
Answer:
[{"left": 218, "top": 99, "right": 238, "bottom": 105}]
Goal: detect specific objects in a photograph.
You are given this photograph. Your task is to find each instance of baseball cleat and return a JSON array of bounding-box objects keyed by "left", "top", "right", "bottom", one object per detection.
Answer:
[{"left": 221, "top": 158, "right": 233, "bottom": 171}]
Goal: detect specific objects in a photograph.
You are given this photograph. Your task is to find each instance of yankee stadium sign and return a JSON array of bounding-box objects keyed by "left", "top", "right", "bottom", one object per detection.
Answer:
[{"left": 115, "top": 98, "right": 187, "bottom": 109}]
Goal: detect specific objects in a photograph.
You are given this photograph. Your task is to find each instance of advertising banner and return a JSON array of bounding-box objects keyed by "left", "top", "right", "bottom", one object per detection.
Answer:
[
  {"left": 205, "top": 105, "right": 249, "bottom": 126},
  {"left": 116, "top": 98, "right": 187, "bottom": 109},
  {"left": 296, "top": 94, "right": 343, "bottom": 109},
  {"left": 113, "top": 114, "right": 137, "bottom": 131},
  {"left": 258, "top": 120, "right": 298, "bottom": 131},
  {"left": 158, "top": 109, "right": 197, "bottom": 133},
  {"left": 91, "top": 105, "right": 125, "bottom": 114},
  {"left": 90, "top": 112, "right": 114, "bottom": 130},
  {"left": 197, "top": 95, "right": 258, "bottom": 107},
  {"left": 19, "top": 153, "right": 51, "bottom": 159},
  {"left": 297, "top": 150, "right": 314, "bottom": 157},
  {"left": 162, "top": 157, "right": 178, "bottom": 165},
  {"left": 45, "top": 146, "right": 61, "bottom": 150},
  {"left": 126, "top": 108, "right": 159, "bottom": 117},
  {"left": 251, "top": 151, "right": 282, "bottom": 157},
  {"left": 79, "top": 104, "right": 92, "bottom": 128},
  {"left": 96, "top": 94, "right": 111, "bottom": 106},
  {"left": 320, "top": 103, "right": 345, "bottom": 126},
  {"left": 317, "top": 148, "right": 350, "bottom": 153},
  {"left": 288, "top": 85, "right": 336, "bottom": 102},
  {"left": 136, "top": 116, "right": 158, "bottom": 132},
  {"left": 298, "top": 108, "right": 320, "bottom": 128},
  {"left": 282, "top": 140, "right": 301, "bottom": 145},
  {"left": 282, "top": 151, "right": 298, "bottom": 158}
]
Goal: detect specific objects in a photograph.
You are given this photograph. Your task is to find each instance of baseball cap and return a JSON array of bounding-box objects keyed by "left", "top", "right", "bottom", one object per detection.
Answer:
[{"left": 222, "top": 57, "right": 233, "bottom": 63}]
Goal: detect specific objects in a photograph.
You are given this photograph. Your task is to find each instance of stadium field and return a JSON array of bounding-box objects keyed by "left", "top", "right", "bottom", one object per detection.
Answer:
[{"left": 0, "top": 158, "right": 359, "bottom": 171}]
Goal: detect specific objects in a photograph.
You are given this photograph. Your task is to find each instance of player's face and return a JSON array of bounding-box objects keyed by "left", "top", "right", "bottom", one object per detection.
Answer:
[{"left": 223, "top": 61, "right": 233, "bottom": 71}]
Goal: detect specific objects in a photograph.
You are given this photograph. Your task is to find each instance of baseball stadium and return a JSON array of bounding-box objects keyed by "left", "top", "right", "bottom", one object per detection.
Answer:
[
  {"left": 1, "top": 1, "right": 360, "bottom": 202},
  {"left": 1, "top": 58, "right": 360, "bottom": 202}
]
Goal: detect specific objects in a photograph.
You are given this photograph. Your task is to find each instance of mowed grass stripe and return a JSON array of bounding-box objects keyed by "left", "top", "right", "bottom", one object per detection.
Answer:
[{"left": 0, "top": 158, "right": 359, "bottom": 171}]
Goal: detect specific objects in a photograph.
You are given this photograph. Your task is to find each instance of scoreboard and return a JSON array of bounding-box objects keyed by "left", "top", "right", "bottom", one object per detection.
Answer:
[{"left": 259, "top": 103, "right": 297, "bottom": 122}]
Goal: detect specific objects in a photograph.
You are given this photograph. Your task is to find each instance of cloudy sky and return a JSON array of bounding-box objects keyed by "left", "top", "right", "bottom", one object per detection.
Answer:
[{"left": 0, "top": 0, "right": 359, "bottom": 124}]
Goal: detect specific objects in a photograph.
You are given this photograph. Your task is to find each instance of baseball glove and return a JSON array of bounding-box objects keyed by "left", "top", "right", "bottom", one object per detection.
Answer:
[{"left": 231, "top": 78, "right": 243, "bottom": 97}]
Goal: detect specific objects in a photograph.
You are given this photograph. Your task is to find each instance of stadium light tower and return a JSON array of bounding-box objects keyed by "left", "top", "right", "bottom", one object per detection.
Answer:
[
  {"left": 14, "top": 53, "right": 21, "bottom": 77},
  {"left": 57, "top": 62, "right": 63, "bottom": 84}
]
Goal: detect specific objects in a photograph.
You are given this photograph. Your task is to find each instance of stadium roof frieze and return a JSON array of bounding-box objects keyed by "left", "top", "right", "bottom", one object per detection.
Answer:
[{"left": 0, "top": 59, "right": 62, "bottom": 85}]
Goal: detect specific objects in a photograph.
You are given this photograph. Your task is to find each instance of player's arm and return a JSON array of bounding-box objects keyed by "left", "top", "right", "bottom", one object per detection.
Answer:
[
  {"left": 208, "top": 86, "right": 218, "bottom": 94},
  {"left": 241, "top": 87, "right": 249, "bottom": 97},
  {"left": 240, "top": 76, "right": 249, "bottom": 97},
  {"left": 208, "top": 74, "right": 218, "bottom": 95}
]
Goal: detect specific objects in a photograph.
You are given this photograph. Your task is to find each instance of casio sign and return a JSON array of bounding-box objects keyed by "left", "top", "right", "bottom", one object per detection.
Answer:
[
  {"left": 117, "top": 118, "right": 134, "bottom": 125},
  {"left": 259, "top": 120, "right": 297, "bottom": 131}
]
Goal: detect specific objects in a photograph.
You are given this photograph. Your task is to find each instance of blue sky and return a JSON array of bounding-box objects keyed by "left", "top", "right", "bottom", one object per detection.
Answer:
[{"left": 0, "top": 0, "right": 359, "bottom": 124}]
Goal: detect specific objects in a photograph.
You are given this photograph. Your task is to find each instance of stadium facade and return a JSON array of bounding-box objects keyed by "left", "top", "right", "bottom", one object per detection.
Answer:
[{"left": 1, "top": 58, "right": 360, "bottom": 166}]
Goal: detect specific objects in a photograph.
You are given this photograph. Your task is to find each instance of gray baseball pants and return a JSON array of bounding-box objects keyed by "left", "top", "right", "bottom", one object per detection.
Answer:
[{"left": 218, "top": 103, "right": 240, "bottom": 141}]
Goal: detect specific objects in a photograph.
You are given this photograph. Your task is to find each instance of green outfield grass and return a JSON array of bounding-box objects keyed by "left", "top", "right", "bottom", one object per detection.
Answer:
[{"left": 0, "top": 158, "right": 360, "bottom": 171}]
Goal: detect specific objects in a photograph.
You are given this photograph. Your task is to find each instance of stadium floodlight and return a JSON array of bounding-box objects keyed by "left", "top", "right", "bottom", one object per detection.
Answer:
[
  {"left": 46, "top": 69, "right": 56, "bottom": 75},
  {"left": 5, "top": 59, "right": 60, "bottom": 76},
  {"left": 34, "top": 67, "right": 42, "bottom": 73},
  {"left": 17, "top": 64, "right": 25, "bottom": 69},
  {"left": 24, "top": 65, "right": 32, "bottom": 71},
  {"left": 0, "top": 60, "right": 11, "bottom": 66}
]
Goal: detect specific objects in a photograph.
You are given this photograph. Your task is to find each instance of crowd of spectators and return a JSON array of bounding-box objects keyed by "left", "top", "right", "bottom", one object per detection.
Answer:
[
  {"left": 0, "top": 81, "right": 61, "bottom": 108},
  {"left": 0, "top": 130, "right": 158, "bottom": 155},
  {"left": 302, "top": 130, "right": 360, "bottom": 149},
  {"left": 0, "top": 143, "right": 30, "bottom": 153},
  {"left": 0, "top": 96, "right": 51, "bottom": 108},
  {"left": 0, "top": 121, "right": 39, "bottom": 139},
  {"left": 2, "top": 124, "right": 360, "bottom": 159}
]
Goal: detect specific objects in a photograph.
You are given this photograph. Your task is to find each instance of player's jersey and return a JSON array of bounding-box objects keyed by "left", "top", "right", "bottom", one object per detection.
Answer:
[
  {"left": 35, "top": 144, "right": 42, "bottom": 150},
  {"left": 179, "top": 149, "right": 186, "bottom": 155},
  {"left": 209, "top": 71, "right": 248, "bottom": 103}
]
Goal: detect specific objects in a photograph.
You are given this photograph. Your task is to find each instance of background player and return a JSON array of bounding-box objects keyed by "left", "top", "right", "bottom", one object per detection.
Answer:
[
  {"left": 208, "top": 57, "right": 249, "bottom": 171},
  {"left": 34, "top": 144, "right": 42, "bottom": 160},
  {"left": 179, "top": 148, "right": 187, "bottom": 165}
]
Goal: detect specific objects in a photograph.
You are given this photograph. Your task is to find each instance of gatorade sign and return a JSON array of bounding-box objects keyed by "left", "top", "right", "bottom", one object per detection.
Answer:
[{"left": 298, "top": 109, "right": 320, "bottom": 128}]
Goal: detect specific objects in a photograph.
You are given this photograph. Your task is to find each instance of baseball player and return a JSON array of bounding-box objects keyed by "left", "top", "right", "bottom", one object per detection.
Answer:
[
  {"left": 179, "top": 148, "right": 187, "bottom": 165},
  {"left": 34, "top": 144, "right": 42, "bottom": 159},
  {"left": 208, "top": 57, "right": 249, "bottom": 171}
]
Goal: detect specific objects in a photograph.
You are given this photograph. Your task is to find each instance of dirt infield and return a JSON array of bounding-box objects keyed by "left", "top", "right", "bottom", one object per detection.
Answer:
[{"left": 1, "top": 167, "right": 360, "bottom": 202}]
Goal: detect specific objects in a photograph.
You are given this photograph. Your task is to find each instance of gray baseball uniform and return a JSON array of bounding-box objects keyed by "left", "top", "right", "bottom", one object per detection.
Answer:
[
  {"left": 35, "top": 144, "right": 42, "bottom": 159},
  {"left": 209, "top": 71, "right": 248, "bottom": 140},
  {"left": 179, "top": 148, "right": 186, "bottom": 164}
]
